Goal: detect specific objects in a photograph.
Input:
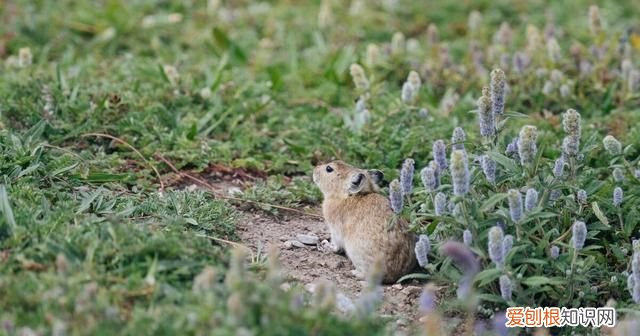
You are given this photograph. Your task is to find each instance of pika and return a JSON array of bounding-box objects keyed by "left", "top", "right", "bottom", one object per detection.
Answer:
[{"left": 313, "top": 160, "right": 416, "bottom": 283}]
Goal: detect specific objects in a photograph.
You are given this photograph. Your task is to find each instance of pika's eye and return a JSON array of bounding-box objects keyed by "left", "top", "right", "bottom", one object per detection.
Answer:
[{"left": 325, "top": 165, "right": 334, "bottom": 173}]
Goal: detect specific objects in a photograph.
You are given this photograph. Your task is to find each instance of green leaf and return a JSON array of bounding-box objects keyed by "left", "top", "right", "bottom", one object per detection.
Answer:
[
  {"left": 69, "top": 173, "right": 132, "bottom": 183},
  {"left": 480, "top": 193, "right": 508, "bottom": 212},
  {"left": 17, "top": 163, "right": 41, "bottom": 178},
  {"left": 51, "top": 162, "right": 80, "bottom": 177},
  {"left": 521, "top": 276, "right": 564, "bottom": 287},
  {"left": 397, "top": 273, "right": 431, "bottom": 283},
  {"left": 591, "top": 202, "right": 609, "bottom": 227},
  {"left": 475, "top": 293, "right": 506, "bottom": 304},
  {"left": 486, "top": 151, "right": 518, "bottom": 173},
  {"left": 212, "top": 27, "right": 247, "bottom": 63},
  {"left": 474, "top": 268, "right": 502, "bottom": 287},
  {"left": 518, "top": 258, "right": 549, "bottom": 265},
  {"left": 210, "top": 53, "right": 229, "bottom": 92},
  {"left": 0, "top": 185, "right": 16, "bottom": 235}
]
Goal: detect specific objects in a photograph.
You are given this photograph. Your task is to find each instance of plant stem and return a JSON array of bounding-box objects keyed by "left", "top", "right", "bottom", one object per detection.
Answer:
[
  {"left": 460, "top": 199, "right": 477, "bottom": 239},
  {"left": 569, "top": 156, "right": 577, "bottom": 181},
  {"left": 618, "top": 210, "right": 625, "bottom": 232},
  {"left": 567, "top": 248, "right": 578, "bottom": 304}
]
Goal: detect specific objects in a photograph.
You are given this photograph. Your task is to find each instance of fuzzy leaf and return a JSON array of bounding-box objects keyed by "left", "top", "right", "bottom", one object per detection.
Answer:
[
  {"left": 591, "top": 202, "right": 609, "bottom": 227},
  {"left": 521, "top": 276, "right": 564, "bottom": 287},
  {"left": 474, "top": 268, "right": 503, "bottom": 287},
  {"left": 486, "top": 152, "right": 518, "bottom": 173}
]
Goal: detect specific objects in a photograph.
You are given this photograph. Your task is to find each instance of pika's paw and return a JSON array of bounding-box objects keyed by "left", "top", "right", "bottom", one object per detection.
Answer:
[
  {"left": 330, "top": 241, "right": 345, "bottom": 254},
  {"left": 350, "top": 269, "right": 365, "bottom": 279}
]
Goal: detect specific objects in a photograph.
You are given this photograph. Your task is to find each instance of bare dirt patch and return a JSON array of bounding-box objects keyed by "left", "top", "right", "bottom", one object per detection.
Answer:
[{"left": 236, "top": 210, "right": 424, "bottom": 327}]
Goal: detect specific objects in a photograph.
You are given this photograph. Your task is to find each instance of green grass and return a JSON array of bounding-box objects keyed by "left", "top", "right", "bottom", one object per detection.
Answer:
[{"left": 1, "top": 0, "right": 640, "bottom": 334}]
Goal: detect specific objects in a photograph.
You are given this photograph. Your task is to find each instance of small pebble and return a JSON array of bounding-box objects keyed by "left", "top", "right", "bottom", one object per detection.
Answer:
[
  {"left": 296, "top": 233, "right": 319, "bottom": 245},
  {"left": 304, "top": 283, "right": 316, "bottom": 293},
  {"left": 290, "top": 240, "right": 306, "bottom": 248},
  {"left": 282, "top": 241, "right": 293, "bottom": 249},
  {"left": 319, "top": 239, "right": 332, "bottom": 251},
  {"left": 228, "top": 187, "right": 243, "bottom": 195}
]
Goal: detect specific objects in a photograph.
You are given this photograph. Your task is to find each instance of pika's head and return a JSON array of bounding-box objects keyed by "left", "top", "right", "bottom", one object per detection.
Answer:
[{"left": 313, "top": 160, "right": 384, "bottom": 198}]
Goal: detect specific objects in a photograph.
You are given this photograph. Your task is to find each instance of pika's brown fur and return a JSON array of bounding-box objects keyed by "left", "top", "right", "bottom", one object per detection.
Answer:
[{"left": 313, "top": 160, "right": 416, "bottom": 283}]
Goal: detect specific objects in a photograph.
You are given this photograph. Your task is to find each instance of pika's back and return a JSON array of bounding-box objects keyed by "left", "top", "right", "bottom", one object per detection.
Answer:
[{"left": 324, "top": 192, "right": 392, "bottom": 225}]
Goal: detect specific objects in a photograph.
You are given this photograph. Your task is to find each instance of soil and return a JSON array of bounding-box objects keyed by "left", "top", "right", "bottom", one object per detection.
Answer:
[{"left": 236, "top": 211, "right": 425, "bottom": 329}]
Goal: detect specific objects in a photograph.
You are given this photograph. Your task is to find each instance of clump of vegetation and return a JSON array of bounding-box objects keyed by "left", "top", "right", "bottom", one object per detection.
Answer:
[{"left": 390, "top": 67, "right": 640, "bottom": 331}]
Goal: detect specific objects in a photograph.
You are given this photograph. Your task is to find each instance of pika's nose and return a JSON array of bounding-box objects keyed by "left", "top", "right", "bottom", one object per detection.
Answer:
[{"left": 370, "top": 170, "right": 383, "bottom": 183}]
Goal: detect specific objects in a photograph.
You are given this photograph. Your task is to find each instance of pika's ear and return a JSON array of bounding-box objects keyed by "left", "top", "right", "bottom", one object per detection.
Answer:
[
  {"left": 348, "top": 173, "right": 366, "bottom": 195},
  {"left": 368, "top": 170, "right": 384, "bottom": 186}
]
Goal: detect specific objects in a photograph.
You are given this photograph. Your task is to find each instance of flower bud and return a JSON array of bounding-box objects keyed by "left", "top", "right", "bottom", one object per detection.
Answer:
[
  {"left": 365, "top": 44, "right": 380, "bottom": 68},
  {"left": 433, "top": 140, "right": 448, "bottom": 170},
  {"left": 488, "top": 226, "right": 505, "bottom": 269},
  {"left": 427, "top": 24, "right": 439, "bottom": 44},
  {"left": 389, "top": 179, "right": 403, "bottom": 214},
  {"left": 434, "top": 192, "right": 447, "bottom": 215},
  {"left": 451, "top": 127, "right": 466, "bottom": 150},
  {"left": 421, "top": 166, "right": 438, "bottom": 192},
  {"left": 563, "top": 136, "right": 580, "bottom": 157},
  {"left": 481, "top": 155, "right": 496, "bottom": 184},
  {"left": 450, "top": 150, "right": 470, "bottom": 196},
  {"left": 350, "top": 63, "right": 369, "bottom": 91},
  {"left": 391, "top": 32, "right": 405, "bottom": 56},
  {"left": 499, "top": 275, "right": 512, "bottom": 300},
  {"left": 490, "top": 69, "right": 506, "bottom": 116},
  {"left": 18, "top": 47, "right": 32, "bottom": 68},
  {"left": 613, "top": 187, "right": 623, "bottom": 207},
  {"left": 553, "top": 158, "right": 565, "bottom": 177},
  {"left": 547, "top": 38, "right": 561, "bottom": 63},
  {"left": 400, "top": 158, "right": 415, "bottom": 195},
  {"left": 525, "top": 188, "right": 538, "bottom": 212},
  {"left": 603, "top": 135, "right": 622, "bottom": 156},
  {"left": 517, "top": 125, "right": 538, "bottom": 166},
  {"left": 477, "top": 88, "right": 495, "bottom": 137},
  {"left": 589, "top": 5, "right": 602, "bottom": 37},
  {"left": 419, "top": 284, "right": 437, "bottom": 313},
  {"left": 577, "top": 189, "right": 587, "bottom": 204},
  {"left": 571, "top": 221, "right": 587, "bottom": 250},
  {"left": 502, "top": 235, "right": 514, "bottom": 256},
  {"left": 631, "top": 252, "right": 640, "bottom": 286},
  {"left": 507, "top": 189, "right": 523, "bottom": 222},
  {"left": 463, "top": 230, "right": 472, "bottom": 246},
  {"left": 562, "top": 109, "right": 581, "bottom": 137},
  {"left": 613, "top": 167, "right": 624, "bottom": 182},
  {"left": 415, "top": 234, "right": 430, "bottom": 268},
  {"left": 408, "top": 70, "right": 421, "bottom": 92}
]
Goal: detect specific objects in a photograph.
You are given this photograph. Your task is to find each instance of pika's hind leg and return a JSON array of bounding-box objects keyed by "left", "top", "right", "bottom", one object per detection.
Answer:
[{"left": 328, "top": 227, "right": 345, "bottom": 254}]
